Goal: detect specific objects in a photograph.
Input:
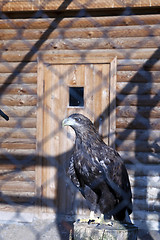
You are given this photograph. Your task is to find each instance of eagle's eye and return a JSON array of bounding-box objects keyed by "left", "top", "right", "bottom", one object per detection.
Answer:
[{"left": 75, "top": 117, "right": 81, "bottom": 123}]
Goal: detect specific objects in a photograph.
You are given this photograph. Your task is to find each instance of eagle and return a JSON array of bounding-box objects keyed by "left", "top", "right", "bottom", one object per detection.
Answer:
[{"left": 62, "top": 113, "right": 132, "bottom": 223}]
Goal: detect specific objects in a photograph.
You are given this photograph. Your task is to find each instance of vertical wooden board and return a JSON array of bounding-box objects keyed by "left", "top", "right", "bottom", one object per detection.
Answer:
[
  {"left": 81, "top": 63, "right": 95, "bottom": 216},
  {"left": 75, "top": 64, "right": 92, "bottom": 216},
  {"left": 66, "top": 63, "right": 85, "bottom": 151},
  {"left": 65, "top": 107, "right": 80, "bottom": 215},
  {"left": 49, "top": 64, "right": 62, "bottom": 213},
  {"left": 57, "top": 64, "right": 71, "bottom": 214},
  {"left": 42, "top": 63, "right": 61, "bottom": 213},
  {"left": 67, "top": 64, "right": 85, "bottom": 86},
  {"left": 92, "top": 64, "right": 103, "bottom": 121},
  {"left": 36, "top": 59, "right": 44, "bottom": 214},
  {"left": 101, "top": 63, "right": 110, "bottom": 145},
  {"left": 42, "top": 65, "right": 53, "bottom": 212},
  {"left": 109, "top": 57, "right": 117, "bottom": 148},
  {"left": 58, "top": 64, "right": 70, "bottom": 155},
  {"left": 85, "top": 64, "right": 95, "bottom": 122},
  {"left": 67, "top": 63, "right": 86, "bottom": 125},
  {"left": 65, "top": 64, "right": 86, "bottom": 215},
  {"left": 64, "top": 66, "right": 78, "bottom": 215},
  {"left": 74, "top": 64, "right": 85, "bottom": 86}
]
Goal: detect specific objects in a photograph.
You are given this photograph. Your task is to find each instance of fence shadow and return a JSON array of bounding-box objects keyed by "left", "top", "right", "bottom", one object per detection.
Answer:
[{"left": 0, "top": 2, "right": 160, "bottom": 240}]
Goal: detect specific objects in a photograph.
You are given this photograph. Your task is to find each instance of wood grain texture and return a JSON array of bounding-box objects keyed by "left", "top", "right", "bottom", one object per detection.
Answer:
[
  {"left": 1, "top": 0, "right": 160, "bottom": 12},
  {"left": 1, "top": 15, "right": 160, "bottom": 29}
]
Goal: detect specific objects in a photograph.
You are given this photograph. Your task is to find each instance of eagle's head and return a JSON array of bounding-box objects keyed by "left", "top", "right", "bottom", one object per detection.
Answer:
[
  {"left": 62, "top": 113, "right": 93, "bottom": 130},
  {"left": 62, "top": 113, "right": 100, "bottom": 141}
]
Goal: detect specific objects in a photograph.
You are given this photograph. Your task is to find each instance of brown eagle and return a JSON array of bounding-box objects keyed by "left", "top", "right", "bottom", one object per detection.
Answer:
[{"left": 63, "top": 113, "right": 132, "bottom": 223}]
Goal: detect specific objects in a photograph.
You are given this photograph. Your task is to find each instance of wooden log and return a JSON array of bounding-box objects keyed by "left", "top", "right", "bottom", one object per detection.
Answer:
[
  {"left": 116, "top": 139, "right": 160, "bottom": 152},
  {"left": 116, "top": 106, "right": 160, "bottom": 118},
  {"left": 126, "top": 164, "right": 160, "bottom": 177},
  {"left": 0, "top": 84, "right": 37, "bottom": 95},
  {"left": 116, "top": 117, "right": 160, "bottom": 130},
  {"left": 2, "top": 49, "right": 160, "bottom": 62},
  {"left": 117, "top": 94, "right": 160, "bottom": 106},
  {"left": 116, "top": 128, "right": 160, "bottom": 141},
  {"left": 118, "top": 59, "right": 160, "bottom": 71},
  {"left": 130, "top": 175, "right": 160, "bottom": 188},
  {"left": 0, "top": 180, "right": 34, "bottom": 192},
  {"left": 0, "top": 170, "right": 35, "bottom": 181},
  {"left": 0, "top": 0, "right": 140, "bottom": 12},
  {"left": 1, "top": 25, "right": 160, "bottom": 41},
  {"left": 0, "top": 106, "right": 37, "bottom": 118},
  {"left": 0, "top": 0, "right": 160, "bottom": 11},
  {"left": 135, "top": 152, "right": 160, "bottom": 164},
  {"left": 1, "top": 50, "right": 160, "bottom": 76},
  {"left": 0, "top": 204, "right": 34, "bottom": 212},
  {"left": 133, "top": 210, "right": 159, "bottom": 221},
  {"left": 0, "top": 15, "right": 160, "bottom": 29},
  {"left": 74, "top": 221, "right": 138, "bottom": 240},
  {"left": 119, "top": 150, "right": 160, "bottom": 164},
  {"left": 0, "top": 190, "right": 35, "bottom": 197},
  {"left": 118, "top": 58, "right": 160, "bottom": 66},
  {"left": 0, "top": 62, "right": 37, "bottom": 73},
  {"left": 0, "top": 138, "right": 36, "bottom": 143},
  {"left": 1, "top": 37, "right": 160, "bottom": 51},
  {"left": 133, "top": 186, "right": 159, "bottom": 200},
  {"left": 0, "top": 142, "right": 36, "bottom": 150},
  {"left": 0, "top": 191, "right": 35, "bottom": 203},
  {"left": 42, "top": 0, "right": 160, "bottom": 10},
  {"left": 0, "top": 95, "right": 37, "bottom": 106},
  {"left": 0, "top": 117, "right": 36, "bottom": 128},
  {"left": 0, "top": 50, "right": 38, "bottom": 62},
  {"left": 117, "top": 82, "right": 160, "bottom": 94},
  {"left": 0, "top": 149, "right": 36, "bottom": 163},
  {"left": 0, "top": 148, "right": 36, "bottom": 155},
  {"left": 0, "top": 164, "right": 35, "bottom": 172},
  {"left": 133, "top": 217, "right": 160, "bottom": 230},
  {"left": 0, "top": 73, "right": 37, "bottom": 84},
  {"left": 0, "top": 128, "right": 36, "bottom": 139},
  {"left": 114, "top": 82, "right": 160, "bottom": 95},
  {"left": 117, "top": 71, "right": 160, "bottom": 83},
  {"left": 133, "top": 199, "right": 160, "bottom": 212}
]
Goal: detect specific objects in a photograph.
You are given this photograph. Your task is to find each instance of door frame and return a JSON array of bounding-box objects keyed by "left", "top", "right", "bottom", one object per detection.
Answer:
[{"left": 36, "top": 50, "right": 117, "bottom": 216}]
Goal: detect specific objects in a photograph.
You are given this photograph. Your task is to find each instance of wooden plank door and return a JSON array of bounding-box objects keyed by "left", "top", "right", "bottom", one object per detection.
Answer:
[{"left": 37, "top": 53, "right": 117, "bottom": 216}]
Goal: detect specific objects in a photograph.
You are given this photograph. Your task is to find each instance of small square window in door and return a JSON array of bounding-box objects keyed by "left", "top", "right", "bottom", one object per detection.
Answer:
[{"left": 69, "top": 87, "right": 84, "bottom": 107}]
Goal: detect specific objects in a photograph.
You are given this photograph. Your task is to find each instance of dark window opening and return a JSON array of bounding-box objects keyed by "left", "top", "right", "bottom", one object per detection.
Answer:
[{"left": 69, "top": 87, "right": 84, "bottom": 107}]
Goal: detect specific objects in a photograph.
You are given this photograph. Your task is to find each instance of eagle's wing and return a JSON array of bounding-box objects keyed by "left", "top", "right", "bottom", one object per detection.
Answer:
[
  {"left": 67, "top": 155, "right": 81, "bottom": 189},
  {"left": 68, "top": 153, "right": 99, "bottom": 212},
  {"left": 98, "top": 146, "right": 132, "bottom": 212}
]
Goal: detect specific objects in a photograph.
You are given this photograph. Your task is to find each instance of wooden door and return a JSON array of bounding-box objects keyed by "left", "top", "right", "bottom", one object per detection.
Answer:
[{"left": 37, "top": 52, "right": 117, "bottom": 216}]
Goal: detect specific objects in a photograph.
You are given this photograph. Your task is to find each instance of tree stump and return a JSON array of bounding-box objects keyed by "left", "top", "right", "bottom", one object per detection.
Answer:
[{"left": 73, "top": 220, "right": 138, "bottom": 240}]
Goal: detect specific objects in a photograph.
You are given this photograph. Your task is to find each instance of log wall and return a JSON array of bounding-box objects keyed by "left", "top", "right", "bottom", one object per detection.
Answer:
[{"left": 0, "top": 9, "right": 159, "bottom": 231}]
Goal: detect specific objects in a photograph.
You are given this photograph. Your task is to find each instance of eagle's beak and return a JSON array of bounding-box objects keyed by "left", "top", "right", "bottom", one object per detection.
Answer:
[
  {"left": 62, "top": 117, "right": 76, "bottom": 127},
  {"left": 62, "top": 118, "right": 69, "bottom": 127}
]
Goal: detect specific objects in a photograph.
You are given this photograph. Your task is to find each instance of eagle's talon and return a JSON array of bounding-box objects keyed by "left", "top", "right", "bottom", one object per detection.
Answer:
[
  {"left": 88, "top": 219, "right": 95, "bottom": 225},
  {"left": 108, "top": 222, "right": 113, "bottom": 227}
]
